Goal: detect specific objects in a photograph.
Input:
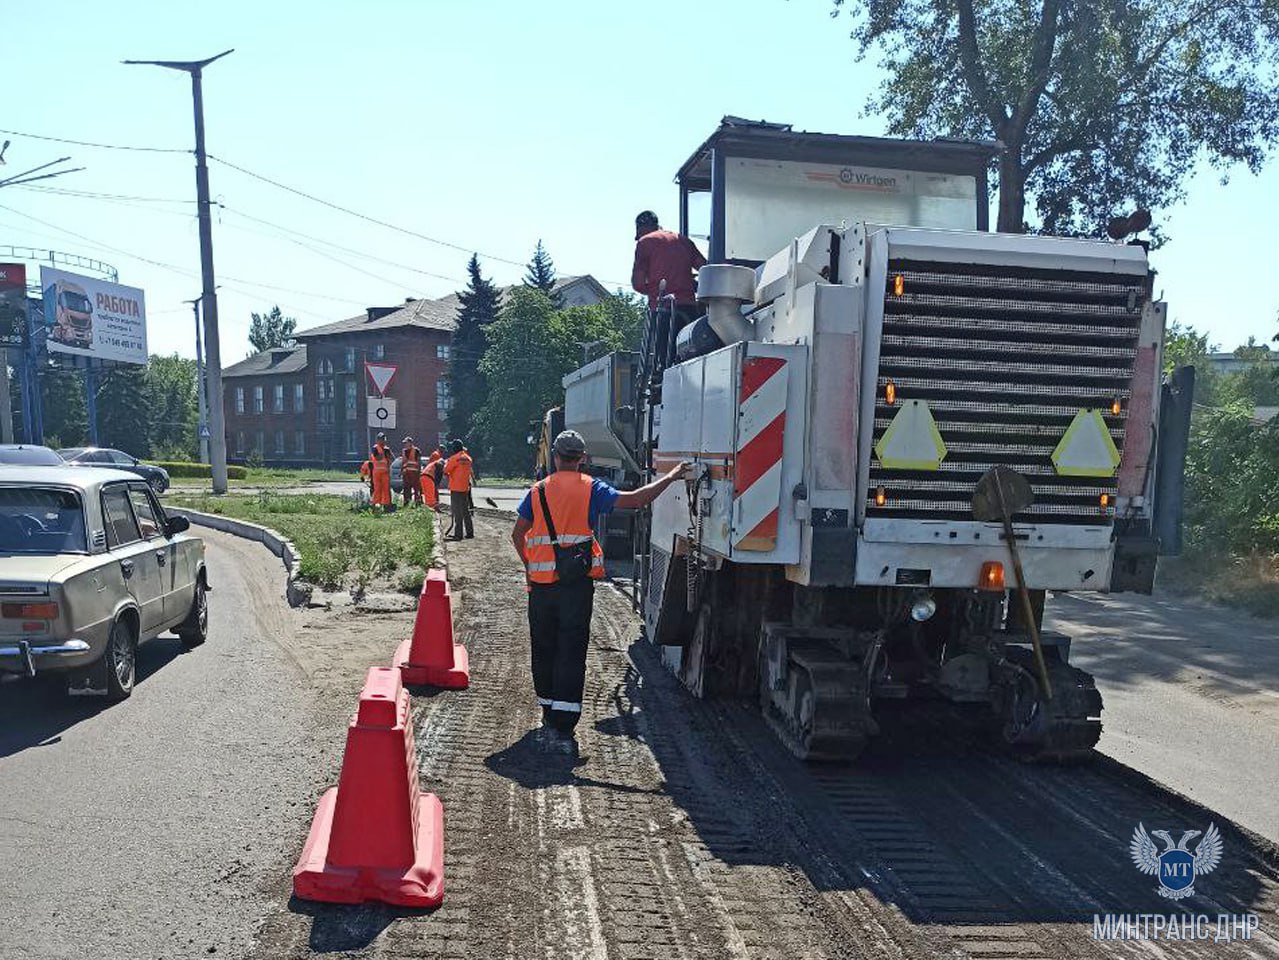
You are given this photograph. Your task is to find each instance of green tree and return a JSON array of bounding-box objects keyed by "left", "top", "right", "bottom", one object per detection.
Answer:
[
  {"left": 248, "top": 305, "right": 297, "bottom": 355},
  {"left": 473, "top": 288, "right": 640, "bottom": 474},
  {"left": 831, "top": 0, "right": 1279, "bottom": 236},
  {"left": 40, "top": 366, "right": 87, "bottom": 449},
  {"left": 145, "top": 354, "right": 198, "bottom": 459},
  {"left": 1162, "top": 321, "right": 1219, "bottom": 407},
  {"left": 449, "top": 254, "right": 502, "bottom": 446},
  {"left": 95, "top": 365, "right": 148, "bottom": 454},
  {"left": 524, "top": 240, "right": 560, "bottom": 304}
]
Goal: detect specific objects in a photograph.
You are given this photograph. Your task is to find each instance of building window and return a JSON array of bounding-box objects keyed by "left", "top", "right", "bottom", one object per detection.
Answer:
[
  {"left": 255, "top": 430, "right": 265, "bottom": 454},
  {"left": 293, "top": 383, "right": 304, "bottom": 413},
  {"left": 436, "top": 378, "right": 451, "bottom": 417},
  {"left": 318, "top": 358, "right": 333, "bottom": 376},
  {"left": 344, "top": 347, "right": 356, "bottom": 372},
  {"left": 373, "top": 343, "right": 385, "bottom": 360},
  {"left": 345, "top": 429, "right": 358, "bottom": 454},
  {"left": 295, "top": 430, "right": 306, "bottom": 454},
  {"left": 345, "top": 380, "right": 357, "bottom": 420},
  {"left": 236, "top": 431, "right": 245, "bottom": 454},
  {"left": 253, "top": 385, "right": 263, "bottom": 414},
  {"left": 318, "top": 404, "right": 334, "bottom": 426},
  {"left": 273, "top": 383, "right": 284, "bottom": 413},
  {"left": 274, "top": 429, "right": 285, "bottom": 454},
  {"left": 436, "top": 344, "right": 450, "bottom": 360},
  {"left": 235, "top": 387, "right": 245, "bottom": 414}
]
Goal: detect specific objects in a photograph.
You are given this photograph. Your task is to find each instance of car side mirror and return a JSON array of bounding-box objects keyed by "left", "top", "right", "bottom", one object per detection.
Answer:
[{"left": 166, "top": 515, "right": 190, "bottom": 536}]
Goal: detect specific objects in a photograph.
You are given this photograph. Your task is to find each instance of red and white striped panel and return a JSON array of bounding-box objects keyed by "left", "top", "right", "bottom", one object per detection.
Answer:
[{"left": 733, "top": 355, "right": 788, "bottom": 551}]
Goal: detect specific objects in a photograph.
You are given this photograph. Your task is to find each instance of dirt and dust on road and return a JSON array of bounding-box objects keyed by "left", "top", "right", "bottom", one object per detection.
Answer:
[{"left": 249, "top": 512, "right": 1279, "bottom": 960}]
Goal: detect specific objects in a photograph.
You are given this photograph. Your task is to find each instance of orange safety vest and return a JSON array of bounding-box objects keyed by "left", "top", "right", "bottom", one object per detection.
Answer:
[
  {"left": 370, "top": 444, "right": 392, "bottom": 473},
  {"left": 524, "top": 472, "right": 604, "bottom": 584},
  {"left": 402, "top": 446, "right": 421, "bottom": 470},
  {"left": 445, "top": 451, "right": 473, "bottom": 492}
]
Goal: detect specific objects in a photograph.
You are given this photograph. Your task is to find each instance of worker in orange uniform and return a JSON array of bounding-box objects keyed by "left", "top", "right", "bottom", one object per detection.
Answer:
[
  {"left": 400, "top": 436, "right": 423, "bottom": 506},
  {"left": 511, "top": 429, "right": 689, "bottom": 748},
  {"left": 421, "top": 445, "right": 443, "bottom": 509},
  {"left": 443, "top": 439, "right": 474, "bottom": 539},
  {"left": 369, "top": 432, "right": 394, "bottom": 510}
]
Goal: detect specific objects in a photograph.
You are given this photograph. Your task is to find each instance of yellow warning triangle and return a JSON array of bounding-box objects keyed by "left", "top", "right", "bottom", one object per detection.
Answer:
[
  {"left": 875, "top": 400, "right": 947, "bottom": 470},
  {"left": 1052, "top": 409, "right": 1120, "bottom": 477}
]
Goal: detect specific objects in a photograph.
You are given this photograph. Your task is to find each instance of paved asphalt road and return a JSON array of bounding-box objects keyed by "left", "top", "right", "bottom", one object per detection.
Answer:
[
  {"left": 0, "top": 530, "right": 318, "bottom": 960},
  {"left": 1054, "top": 590, "right": 1279, "bottom": 844}
]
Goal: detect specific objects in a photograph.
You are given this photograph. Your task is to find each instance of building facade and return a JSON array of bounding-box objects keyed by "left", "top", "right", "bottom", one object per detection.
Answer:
[{"left": 221, "top": 276, "right": 609, "bottom": 468}]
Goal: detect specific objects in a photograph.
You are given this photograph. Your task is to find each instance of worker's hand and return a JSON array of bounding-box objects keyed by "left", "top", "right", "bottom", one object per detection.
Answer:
[{"left": 668, "top": 461, "right": 695, "bottom": 482}]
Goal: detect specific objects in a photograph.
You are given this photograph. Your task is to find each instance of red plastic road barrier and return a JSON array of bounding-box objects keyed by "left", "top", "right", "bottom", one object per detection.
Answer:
[
  {"left": 394, "top": 569, "right": 470, "bottom": 688},
  {"left": 293, "top": 667, "right": 445, "bottom": 907}
]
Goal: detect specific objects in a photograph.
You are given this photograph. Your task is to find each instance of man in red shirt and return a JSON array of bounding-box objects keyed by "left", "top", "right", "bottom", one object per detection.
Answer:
[{"left": 631, "top": 211, "right": 706, "bottom": 333}]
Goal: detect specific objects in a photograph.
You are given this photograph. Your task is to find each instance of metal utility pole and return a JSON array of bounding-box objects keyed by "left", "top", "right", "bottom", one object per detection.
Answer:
[
  {"left": 187, "top": 297, "right": 209, "bottom": 463},
  {"left": 124, "top": 49, "right": 232, "bottom": 491}
]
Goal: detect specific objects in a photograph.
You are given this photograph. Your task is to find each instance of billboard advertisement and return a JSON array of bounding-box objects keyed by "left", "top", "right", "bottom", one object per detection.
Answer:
[
  {"left": 0, "top": 263, "right": 27, "bottom": 349},
  {"left": 39, "top": 266, "right": 147, "bottom": 365}
]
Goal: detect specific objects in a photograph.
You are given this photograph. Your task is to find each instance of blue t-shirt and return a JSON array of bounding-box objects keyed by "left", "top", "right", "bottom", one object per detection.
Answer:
[{"left": 517, "top": 477, "right": 620, "bottom": 528}]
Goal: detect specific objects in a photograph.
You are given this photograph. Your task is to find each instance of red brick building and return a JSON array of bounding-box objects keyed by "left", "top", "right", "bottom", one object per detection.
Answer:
[{"left": 221, "top": 276, "right": 608, "bottom": 468}]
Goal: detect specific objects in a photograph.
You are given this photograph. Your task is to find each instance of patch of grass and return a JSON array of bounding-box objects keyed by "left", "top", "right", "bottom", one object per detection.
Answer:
[
  {"left": 169, "top": 492, "right": 435, "bottom": 592},
  {"left": 167, "top": 467, "right": 360, "bottom": 490},
  {"left": 1159, "top": 551, "right": 1279, "bottom": 618},
  {"left": 476, "top": 475, "right": 532, "bottom": 488}
]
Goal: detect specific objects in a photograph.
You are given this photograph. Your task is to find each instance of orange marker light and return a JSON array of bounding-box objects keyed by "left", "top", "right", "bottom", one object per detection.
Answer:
[
  {"left": 978, "top": 561, "right": 1005, "bottom": 592},
  {"left": 1100, "top": 493, "right": 1111, "bottom": 509},
  {"left": 1111, "top": 398, "right": 1122, "bottom": 416},
  {"left": 885, "top": 379, "right": 897, "bottom": 405},
  {"left": 875, "top": 486, "right": 887, "bottom": 507},
  {"left": 892, "top": 274, "right": 905, "bottom": 297}
]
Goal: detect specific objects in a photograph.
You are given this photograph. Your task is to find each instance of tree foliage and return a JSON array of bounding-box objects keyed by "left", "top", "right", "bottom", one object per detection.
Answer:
[
  {"left": 448, "top": 254, "right": 501, "bottom": 446},
  {"left": 524, "top": 240, "right": 560, "bottom": 303},
  {"left": 473, "top": 288, "right": 641, "bottom": 474},
  {"left": 831, "top": 0, "right": 1279, "bottom": 236},
  {"left": 145, "top": 354, "right": 199, "bottom": 459},
  {"left": 248, "top": 305, "right": 297, "bottom": 355}
]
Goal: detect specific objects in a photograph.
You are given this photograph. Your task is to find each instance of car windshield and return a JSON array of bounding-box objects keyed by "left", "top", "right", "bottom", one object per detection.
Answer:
[
  {"left": 0, "top": 446, "right": 65, "bottom": 465},
  {"left": 62, "top": 292, "right": 92, "bottom": 313},
  {"left": 0, "top": 486, "right": 87, "bottom": 554},
  {"left": 58, "top": 448, "right": 85, "bottom": 460}
]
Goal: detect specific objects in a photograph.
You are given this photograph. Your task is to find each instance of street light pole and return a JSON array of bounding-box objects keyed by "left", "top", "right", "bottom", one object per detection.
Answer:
[
  {"left": 124, "top": 49, "right": 232, "bottom": 492},
  {"left": 187, "top": 296, "right": 209, "bottom": 463}
]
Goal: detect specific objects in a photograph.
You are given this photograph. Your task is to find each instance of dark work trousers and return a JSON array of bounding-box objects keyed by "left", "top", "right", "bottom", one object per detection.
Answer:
[
  {"left": 449, "top": 490, "right": 474, "bottom": 538},
  {"left": 528, "top": 578, "right": 595, "bottom": 732}
]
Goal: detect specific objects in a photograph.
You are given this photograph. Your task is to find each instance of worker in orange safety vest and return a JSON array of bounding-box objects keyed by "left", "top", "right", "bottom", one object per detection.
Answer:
[
  {"left": 422, "top": 445, "right": 444, "bottom": 509},
  {"left": 400, "top": 436, "right": 423, "bottom": 506},
  {"left": 443, "top": 439, "right": 474, "bottom": 540},
  {"left": 368, "top": 432, "right": 394, "bottom": 509},
  {"left": 511, "top": 429, "right": 689, "bottom": 747}
]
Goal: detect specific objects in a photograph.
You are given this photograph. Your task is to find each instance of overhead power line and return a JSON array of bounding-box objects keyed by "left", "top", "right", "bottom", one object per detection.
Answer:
[
  {"left": 0, "top": 127, "right": 189, "bottom": 154},
  {"left": 207, "top": 153, "right": 528, "bottom": 269}
]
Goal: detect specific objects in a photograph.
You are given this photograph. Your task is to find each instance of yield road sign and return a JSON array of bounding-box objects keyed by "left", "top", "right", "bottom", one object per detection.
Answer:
[{"left": 365, "top": 361, "right": 398, "bottom": 397}]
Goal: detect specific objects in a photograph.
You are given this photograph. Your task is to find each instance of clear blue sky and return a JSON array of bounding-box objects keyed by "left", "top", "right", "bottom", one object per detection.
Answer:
[{"left": 2, "top": 0, "right": 1275, "bottom": 361}]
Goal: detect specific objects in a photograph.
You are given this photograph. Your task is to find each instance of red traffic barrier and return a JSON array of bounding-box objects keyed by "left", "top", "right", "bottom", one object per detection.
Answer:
[
  {"left": 293, "top": 667, "right": 445, "bottom": 907},
  {"left": 394, "top": 569, "right": 470, "bottom": 688}
]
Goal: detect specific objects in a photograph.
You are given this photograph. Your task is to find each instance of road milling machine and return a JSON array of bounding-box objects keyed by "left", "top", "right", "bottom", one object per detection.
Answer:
[{"left": 573, "top": 118, "right": 1193, "bottom": 762}]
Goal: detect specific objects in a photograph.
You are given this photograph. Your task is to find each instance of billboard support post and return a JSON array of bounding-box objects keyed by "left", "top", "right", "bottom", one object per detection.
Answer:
[
  {"left": 0, "top": 351, "right": 11, "bottom": 444},
  {"left": 84, "top": 366, "right": 99, "bottom": 447},
  {"left": 124, "top": 49, "right": 232, "bottom": 492}
]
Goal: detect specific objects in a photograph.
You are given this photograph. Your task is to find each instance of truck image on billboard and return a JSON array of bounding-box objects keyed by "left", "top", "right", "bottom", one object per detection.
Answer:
[{"left": 39, "top": 266, "right": 147, "bottom": 365}]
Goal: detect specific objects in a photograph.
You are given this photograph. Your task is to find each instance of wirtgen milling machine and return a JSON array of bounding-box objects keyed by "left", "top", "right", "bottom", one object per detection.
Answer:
[{"left": 612, "top": 118, "right": 1193, "bottom": 762}]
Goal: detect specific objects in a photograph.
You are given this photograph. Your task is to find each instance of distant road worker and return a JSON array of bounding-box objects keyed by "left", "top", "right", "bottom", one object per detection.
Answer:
[
  {"left": 369, "top": 432, "right": 394, "bottom": 509},
  {"left": 511, "top": 429, "right": 689, "bottom": 748},
  {"left": 444, "top": 439, "right": 474, "bottom": 540},
  {"left": 631, "top": 210, "right": 706, "bottom": 336},
  {"left": 400, "top": 436, "right": 423, "bottom": 506},
  {"left": 422, "top": 445, "right": 444, "bottom": 509}
]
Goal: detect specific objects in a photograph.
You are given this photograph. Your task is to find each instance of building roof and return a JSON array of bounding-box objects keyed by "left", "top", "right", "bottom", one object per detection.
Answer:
[
  {"left": 222, "top": 343, "right": 308, "bottom": 379},
  {"left": 294, "top": 275, "right": 611, "bottom": 341}
]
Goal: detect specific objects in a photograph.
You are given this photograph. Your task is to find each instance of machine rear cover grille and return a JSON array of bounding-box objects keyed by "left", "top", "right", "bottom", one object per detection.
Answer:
[{"left": 869, "top": 258, "right": 1147, "bottom": 525}]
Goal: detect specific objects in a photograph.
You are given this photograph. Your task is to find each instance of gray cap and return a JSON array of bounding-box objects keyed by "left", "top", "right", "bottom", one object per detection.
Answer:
[{"left": 553, "top": 429, "right": 587, "bottom": 457}]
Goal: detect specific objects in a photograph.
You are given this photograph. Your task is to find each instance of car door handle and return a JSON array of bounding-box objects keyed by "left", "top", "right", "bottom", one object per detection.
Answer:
[
  {"left": 120, "top": 559, "right": 134, "bottom": 578},
  {"left": 155, "top": 549, "right": 167, "bottom": 566}
]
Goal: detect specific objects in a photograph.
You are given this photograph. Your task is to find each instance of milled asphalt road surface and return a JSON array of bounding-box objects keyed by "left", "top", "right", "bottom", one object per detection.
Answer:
[{"left": 0, "top": 529, "right": 318, "bottom": 960}]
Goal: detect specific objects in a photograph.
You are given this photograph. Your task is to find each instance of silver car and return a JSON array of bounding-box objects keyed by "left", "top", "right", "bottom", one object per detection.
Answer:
[{"left": 0, "top": 465, "right": 208, "bottom": 701}]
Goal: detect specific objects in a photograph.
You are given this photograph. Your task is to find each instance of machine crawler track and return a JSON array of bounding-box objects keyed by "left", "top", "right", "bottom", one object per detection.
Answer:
[
  {"left": 1001, "top": 650, "right": 1104, "bottom": 763},
  {"left": 761, "top": 643, "right": 876, "bottom": 762}
]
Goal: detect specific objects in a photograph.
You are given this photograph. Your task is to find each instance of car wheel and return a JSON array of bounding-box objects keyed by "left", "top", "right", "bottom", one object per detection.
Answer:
[
  {"left": 177, "top": 577, "right": 208, "bottom": 648},
  {"left": 149, "top": 475, "right": 167, "bottom": 495},
  {"left": 105, "top": 617, "right": 138, "bottom": 702}
]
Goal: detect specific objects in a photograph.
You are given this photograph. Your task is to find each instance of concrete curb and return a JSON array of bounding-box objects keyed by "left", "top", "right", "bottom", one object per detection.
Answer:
[{"left": 167, "top": 506, "right": 311, "bottom": 607}]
